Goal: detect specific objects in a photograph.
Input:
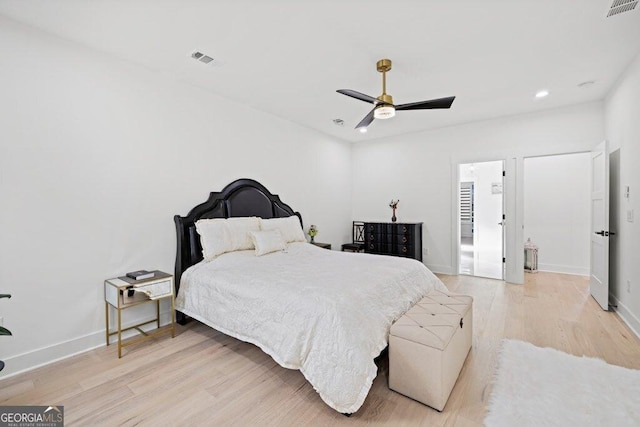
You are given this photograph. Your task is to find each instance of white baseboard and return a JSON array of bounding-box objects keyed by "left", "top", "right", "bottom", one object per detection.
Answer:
[
  {"left": 538, "top": 263, "right": 589, "bottom": 277},
  {"left": 426, "top": 263, "right": 455, "bottom": 275},
  {"left": 610, "top": 294, "right": 640, "bottom": 340},
  {"left": 1, "top": 331, "right": 104, "bottom": 379},
  {"left": 1, "top": 310, "right": 174, "bottom": 379}
]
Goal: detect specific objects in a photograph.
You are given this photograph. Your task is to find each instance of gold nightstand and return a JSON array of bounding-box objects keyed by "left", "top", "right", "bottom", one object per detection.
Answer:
[{"left": 104, "top": 270, "right": 175, "bottom": 358}]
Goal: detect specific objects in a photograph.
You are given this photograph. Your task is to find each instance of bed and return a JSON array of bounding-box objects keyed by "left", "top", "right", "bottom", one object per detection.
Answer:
[{"left": 173, "top": 178, "right": 447, "bottom": 414}]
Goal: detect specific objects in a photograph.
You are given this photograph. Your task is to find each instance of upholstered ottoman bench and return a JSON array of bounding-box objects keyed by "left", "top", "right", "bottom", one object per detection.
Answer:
[{"left": 389, "top": 290, "right": 473, "bottom": 411}]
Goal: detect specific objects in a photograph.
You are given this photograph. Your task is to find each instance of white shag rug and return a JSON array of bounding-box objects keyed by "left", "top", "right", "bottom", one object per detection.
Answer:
[{"left": 485, "top": 339, "right": 640, "bottom": 427}]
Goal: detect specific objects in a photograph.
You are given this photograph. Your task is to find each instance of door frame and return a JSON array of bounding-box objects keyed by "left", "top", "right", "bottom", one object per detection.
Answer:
[{"left": 590, "top": 140, "right": 610, "bottom": 310}]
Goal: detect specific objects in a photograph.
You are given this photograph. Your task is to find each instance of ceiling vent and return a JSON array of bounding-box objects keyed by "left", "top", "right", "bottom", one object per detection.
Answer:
[
  {"left": 190, "top": 51, "right": 215, "bottom": 65},
  {"left": 606, "top": 0, "right": 638, "bottom": 17}
]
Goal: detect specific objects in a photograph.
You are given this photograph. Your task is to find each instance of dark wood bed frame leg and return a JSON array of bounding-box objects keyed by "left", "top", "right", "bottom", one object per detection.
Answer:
[{"left": 176, "top": 311, "right": 188, "bottom": 325}]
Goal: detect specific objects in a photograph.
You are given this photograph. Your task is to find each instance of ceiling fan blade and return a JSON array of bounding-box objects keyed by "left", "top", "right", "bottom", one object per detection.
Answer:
[
  {"left": 337, "top": 89, "right": 380, "bottom": 104},
  {"left": 355, "top": 108, "right": 376, "bottom": 129},
  {"left": 395, "top": 96, "right": 456, "bottom": 111}
]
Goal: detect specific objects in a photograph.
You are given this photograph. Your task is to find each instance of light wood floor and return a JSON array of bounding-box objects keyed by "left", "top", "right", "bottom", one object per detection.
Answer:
[{"left": 2, "top": 272, "right": 639, "bottom": 426}]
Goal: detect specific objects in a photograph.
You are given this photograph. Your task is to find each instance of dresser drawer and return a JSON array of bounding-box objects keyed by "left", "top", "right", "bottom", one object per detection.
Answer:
[
  {"left": 396, "top": 224, "right": 414, "bottom": 234},
  {"left": 366, "top": 223, "right": 382, "bottom": 233},
  {"left": 367, "top": 242, "right": 382, "bottom": 253},
  {"left": 366, "top": 223, "right": 397, "bottom": 234},
  {"left": 395, "top": 244, "right": 414, "bottom": 257},
  {"left": 368, "top": 233, "right": 397, "bottom": 244},
  {"left": 135, "top": 279, "right": 173, "bottom": 299},
  {"left": 367, "top": 242, "right": 393, "bottom": 253},
  {"left": 396, "top": 234, "right": 414, "bottom": 245}
]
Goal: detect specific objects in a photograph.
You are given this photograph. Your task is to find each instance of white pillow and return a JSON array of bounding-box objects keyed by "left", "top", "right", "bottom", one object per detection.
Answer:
[
  {"left": 249, "top": 230, "right": 286, "bottom": 256},
  {"left": 260, "top": 216, "right": 306, "bottom": 243},
  {"left": 226, "top": 217, "right": 261, "bottom": 250},
  {"left": 195, "top": 219, "right": 232, "bottom": 260},
  {"left": 195, "top": 217, "right": 260, "bottom": 260}
]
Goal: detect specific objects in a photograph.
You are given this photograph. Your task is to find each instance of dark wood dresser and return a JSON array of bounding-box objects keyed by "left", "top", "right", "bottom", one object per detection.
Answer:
[{"left": 363, "top": 222, "right": 423, "bottom": 261}]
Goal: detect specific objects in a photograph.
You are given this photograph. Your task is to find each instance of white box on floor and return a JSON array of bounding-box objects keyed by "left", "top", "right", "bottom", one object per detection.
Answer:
[{"left": 389, "top": 291, "right": 473, "bottom": 411}]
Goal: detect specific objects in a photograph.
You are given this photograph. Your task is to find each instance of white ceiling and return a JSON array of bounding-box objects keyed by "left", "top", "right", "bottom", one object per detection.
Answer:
[{"left": 1, "top": 0, "right": 639, "bottom": 142}]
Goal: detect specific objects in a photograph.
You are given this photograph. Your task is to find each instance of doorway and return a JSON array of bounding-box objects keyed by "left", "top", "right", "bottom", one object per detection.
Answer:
[
  {"left": 458, "top": 160, "right": 504, "bottom": 279},
  {"left": 523, "top": 152, "right": 591, "bottom": 277}
]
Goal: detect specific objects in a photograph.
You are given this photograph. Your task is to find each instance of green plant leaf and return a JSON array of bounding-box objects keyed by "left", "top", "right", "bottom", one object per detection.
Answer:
[{"left": 1, "top": 294, "right": 12, "bottom": 337}]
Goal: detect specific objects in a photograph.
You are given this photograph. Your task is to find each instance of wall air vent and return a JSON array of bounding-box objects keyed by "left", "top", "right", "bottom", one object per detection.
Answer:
[
  {"left": 606, "top": 0, "right": 638, "bottom": 17},
  {"left": 190, "top": 51, "right": 215, "bottom": 65}
]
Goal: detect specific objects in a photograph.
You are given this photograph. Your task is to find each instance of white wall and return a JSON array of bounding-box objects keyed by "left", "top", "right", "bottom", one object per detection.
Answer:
[
  {"left": 605, "top": 52, "right": 640, "bottom": 336},
  {"left": 523, "top": 153, "right": 591, "bottom": 275},
  {"left": 352, "top": 101, "right": 604, "bottom": 282},
  {"left": 0, "top": 16, "right": 352, "bottom": 376}
]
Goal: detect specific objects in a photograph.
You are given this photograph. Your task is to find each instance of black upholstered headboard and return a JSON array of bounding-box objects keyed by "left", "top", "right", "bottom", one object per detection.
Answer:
[{"left": 173, "top": 179, "right": 302, "bottom": 315}]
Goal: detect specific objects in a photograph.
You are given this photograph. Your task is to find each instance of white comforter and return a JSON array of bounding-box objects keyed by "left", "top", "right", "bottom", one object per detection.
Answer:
[{"left": 175, "top": 242, "right": 447, "bottom": 413}]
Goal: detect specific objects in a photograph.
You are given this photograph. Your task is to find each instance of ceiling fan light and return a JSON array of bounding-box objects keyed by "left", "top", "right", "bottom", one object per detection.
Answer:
[{"left": 374, "top": 104, "right": 396, "bottom": 119}]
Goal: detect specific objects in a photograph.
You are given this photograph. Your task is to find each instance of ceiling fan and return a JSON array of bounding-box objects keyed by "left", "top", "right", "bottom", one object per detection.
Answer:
[{"left": 337, "top": 59, "right": 455, "bottom": 130}]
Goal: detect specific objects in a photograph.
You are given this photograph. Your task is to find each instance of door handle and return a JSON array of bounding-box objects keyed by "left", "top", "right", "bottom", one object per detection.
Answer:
[
  {"left": 595, "top": 230, "right": 605, "bottom": 236},
  {"left": 498, "top": 222, "right": 504, "bottom": 226}
]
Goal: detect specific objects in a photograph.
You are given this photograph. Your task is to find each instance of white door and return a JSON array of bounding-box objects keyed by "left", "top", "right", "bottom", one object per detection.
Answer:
[{"left": 590, "top": 140, "right": 610, "bottom": 310}]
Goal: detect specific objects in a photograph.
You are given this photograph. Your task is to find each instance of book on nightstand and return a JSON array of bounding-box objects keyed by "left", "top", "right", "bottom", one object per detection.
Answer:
[{"left": 125, "top": 270, "right": 155, "bottom": 280}]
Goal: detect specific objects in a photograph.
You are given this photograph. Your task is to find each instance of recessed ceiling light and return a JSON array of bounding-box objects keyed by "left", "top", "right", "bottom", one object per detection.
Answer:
[
  {"left": 535, "top": 90, "right": 549, "bottom": 99},
  {"left": 359, "top": 127, "right": 368, "bottom": 133}
]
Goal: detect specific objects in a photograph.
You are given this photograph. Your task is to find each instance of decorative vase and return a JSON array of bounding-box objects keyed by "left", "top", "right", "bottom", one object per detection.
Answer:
[{"left": 392, "top": 208, "right": 397, "bottom": 223}]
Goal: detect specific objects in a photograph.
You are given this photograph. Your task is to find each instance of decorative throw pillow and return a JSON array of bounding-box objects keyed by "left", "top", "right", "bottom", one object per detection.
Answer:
[
  {"left": 260, "top": 216, "right": 306, "bottom": 243},
  {"left": 195, "top": 219, "right": 233, "bottom": 260},
  {"left": 249, "top": 229, "right": 286, "bottom": 256},
  {"left": 226, "top": 217, "right": 261, "bottom": 251},
  {"left": 196, "top": 217, "right": 260, "bottom": 260}
]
